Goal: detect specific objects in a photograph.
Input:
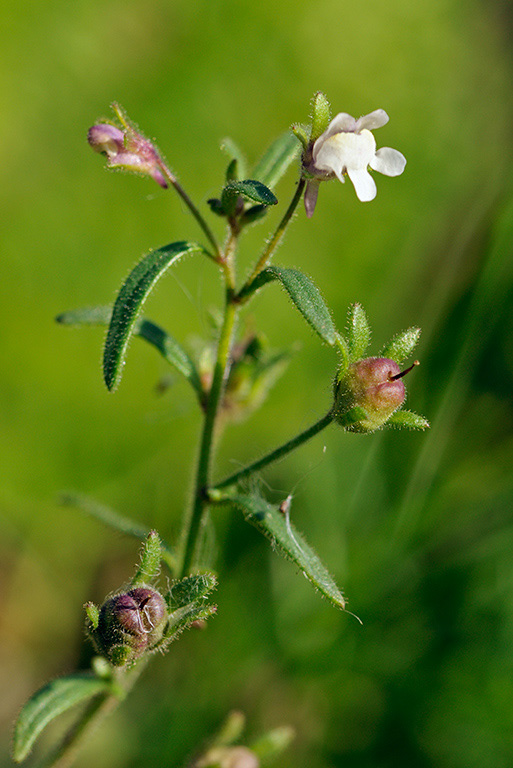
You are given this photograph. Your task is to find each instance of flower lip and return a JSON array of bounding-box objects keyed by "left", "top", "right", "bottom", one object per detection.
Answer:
[{"left": 303, "top": 108, "right": 405, "bottom": 213}]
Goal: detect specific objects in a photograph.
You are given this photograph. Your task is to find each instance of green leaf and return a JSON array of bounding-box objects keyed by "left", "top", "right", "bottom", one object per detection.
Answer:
[
  {"left": 59, "top": 493, "right": 177, "bottom": 574},
  {"left": 380, "top": 327, "right": 421, "bottom": 364},
  {"left": 167, "top": 573, "right": 217, "bottom": 611},
  {"left": 230, "top": 493, "right": 346, "bottom": 610},
  {"left": 346, "top": 303, "right": 371, "bottom": 361},
  {"left": 220, "top": 137, "right": 247, "bottom": 179},
  {"left": 387, "top": 409, "right": 430, "bottom": 430},
  {"left": 103, "top": 241, "right": 202, "bottom": 391},
  {"left": 246, "top": 266, "right": 337, "bottom": 346},
  {"left": 252, "top": 131, "right": 301, "bottom": 190},
  {"left": 221, "top": 180, "right": 278, "bottom": 213},
  {"left": 12, "top": 674, "right": 111, "bottom": 763},
  {"left": 250, "top": 726, "right": 295, "bottom": 761},
  {"left": 57, "top": 306, "right": 204, "bottom": 401}
]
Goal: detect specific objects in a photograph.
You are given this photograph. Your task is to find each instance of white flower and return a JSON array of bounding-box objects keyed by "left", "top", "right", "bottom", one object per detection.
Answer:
[{"left": 304, "top": 109, "right": 406, "bottom": 215}]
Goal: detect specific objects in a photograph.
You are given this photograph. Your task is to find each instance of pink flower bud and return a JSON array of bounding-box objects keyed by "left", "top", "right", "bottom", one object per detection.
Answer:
[{"left": 87, "top": 112, "right": 168, "bottom": 189}]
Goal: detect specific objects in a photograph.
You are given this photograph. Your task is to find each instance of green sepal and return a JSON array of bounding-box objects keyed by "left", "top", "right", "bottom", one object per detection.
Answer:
[
  {"left": 346, "top": 303, "right": 371, "bottom": 361},
  {"left": 291, "top": 123, "right": 310, "bottom": 150},
  {"left": 211, "top": 711, "right": 247, "bottom": 748},
  {"left": 60, "top": 493, "right": 177, "bottom": 574},
  {"left": 103, "top": 241, "right": 203, "bottom": 391},
  {"left": 333, "top": 405, "right": 369, "bottom": 430},
  {"left": 241, "top": 266, "right": 337, "bottom": 346},
  {"left": 335, "top": 332, "right": 350, "bottom": 374},
  {"left": 85, "top": 601, "right": 100, "bottom": 630},
  {"left": 380, "top": 327, "right": 421, "bottom": 364},
  {"left": 252, "top": 131, "right": 301, "bottom": 189},
  {"left": 250, "top": 725, "right": 295, "bottom": 762},
  {"left": 387, "top": 409, "right": 430, "bottom": 430},
  {"left": 230, "top": 493, "right": 346, "bottom": 611},
  {"left": 57, "top": 306, "right": 204, "bottom": 401},
  {"left": 221, "top": 179, "right": 278, "bottom": 214},
  {"left": 220, "top": 137, "right": 247, "bottom": 180},
  {"left": 166, "top": 573, "right": 217, "bottom": 610},
  {"left": 310, "top": 91, "right": 332, "bottom": 143},
  {"left": 12, "top": 673, "right": 112, "bottom": 763},
  {"left": 131, "top": 530, "right": 162, "bottom": 585}
]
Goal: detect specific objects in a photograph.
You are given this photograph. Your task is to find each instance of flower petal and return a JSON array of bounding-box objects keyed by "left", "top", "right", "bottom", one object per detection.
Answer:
[
  {"left": 347, "top": 168, "right": 377, "bottom": 202},
  {"left": 316, "top": 112, "right": 357, "bottom": 145},
  {"left": 355, "top": 109, "right": 389, "bottom": 132},
  {"left": 304, "top": 180, "right": 320, "bottom": 218},
  {"left": 369, "top": 147, "right": 406, "bottom": 176}
]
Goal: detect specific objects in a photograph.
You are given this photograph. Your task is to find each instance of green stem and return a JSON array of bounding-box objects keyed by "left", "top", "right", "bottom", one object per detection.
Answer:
[
  {"left": 239, "top": 178, "right": 306, "bottom": 297},
  {"left": 213, "top": 409, "right": 334, "bottom": 491},
  {"left": 179, "top": 293, "right": 238, "bottom": 577},
  {"left": 159, "top": 163, "right": 223, "bottom": 264}
]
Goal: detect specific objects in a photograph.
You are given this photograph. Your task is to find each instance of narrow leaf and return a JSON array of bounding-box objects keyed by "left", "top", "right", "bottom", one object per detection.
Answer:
[
  {"left": 60, "top": 493, "right": 177, "bottom": 573},
  {"left": 230, "top": 493, "right": 346, "bottom": 610},
  {"left": 252, "top": 131, "right": 301, "bottom": 190},
  {"left": 57, "top": 306, "right": 204, "bottom": 400},
  {"left": 221, "top": 179, "right": 278, "bottom": 211},
  {"left": 220, "top": 137, "right": 247, "bottom": 179},
  {"left": 380, "top": 327, "right": 421, "bottom": 364},
  {"left": 346, "top": 303, "right": 371, "bottom": 361},
  {"left": 249, "top": 266, "right": 337, "bottom": 346},
  {"left": 103, "top": 241, "right": 202, "bottom": 391},
  {"left": 13, "top": 674, "right": 110, "bottom": 763},
  {"left": 387, "top": 410, "right": 430, "bottom": 430},
  {"left": 167, "top": 573, "right": 217, "bottom": 611}
]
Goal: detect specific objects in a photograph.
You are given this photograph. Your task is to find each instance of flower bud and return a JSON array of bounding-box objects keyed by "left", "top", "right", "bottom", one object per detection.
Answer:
[
  {"left": 94, "top": 586, "right": 168, "bottom": 666},
  {"left": 88, "top": 107, "right": 168, "bottom": 189},
  {"left": 334, "top": 357, "right": 416, "bottom": 433}
]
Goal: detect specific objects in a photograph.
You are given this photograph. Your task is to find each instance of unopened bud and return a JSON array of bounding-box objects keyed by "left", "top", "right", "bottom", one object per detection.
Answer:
[
  {"left": 334, "top": 357, "right": 417, "bottom": 433},
  {"left": 94, "top": 586, "right": 168, "bottom": 666}
]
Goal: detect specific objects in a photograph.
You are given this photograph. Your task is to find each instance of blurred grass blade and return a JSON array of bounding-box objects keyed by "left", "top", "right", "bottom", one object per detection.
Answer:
[
  {"left": 231, "top": 493, "right": 346, "bottom": 610},
  {"left": 57, "top": 307, "right": 204, "bottom": 401},
  {"left": 221, "top": 137, "right": 247, "bottom": 179},
  {"left": 245, "top": 266, "right": 337, "bottom": 346},
  {"left": 60, "top": 493, "right": 177, "bottom": 573},
  {"left": 380, "top": 327, "right": 421, "bottom": 363},
  {"left": 12, "top": 674, "right": 110, "bottom": 763},
  {"left": 103, "top": 241, "right": 202, "bottom": 391},
  {"left": 252, "top": 131, "right": 300, "bottom": 189}
]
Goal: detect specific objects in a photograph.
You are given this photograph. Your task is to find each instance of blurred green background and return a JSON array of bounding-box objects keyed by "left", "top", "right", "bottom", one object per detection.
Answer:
[{"left": 2, "top": 0, "right": 513, "bottom": 765}]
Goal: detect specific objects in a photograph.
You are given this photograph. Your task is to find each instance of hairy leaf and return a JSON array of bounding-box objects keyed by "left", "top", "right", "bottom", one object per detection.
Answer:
[
  {"left": 245, "top": 266, "right": 337, "bottom": 346},
  {"left": 57, "top": 306, "right": 204, "bottom": 400},
  {"left": 13, "top": 674, "right": 110, "bottom": 763},
  {"left": 230, "top": 493, "right": 346, "bottom": 610},
  {"left": 103, "top": 241, "right": 202, "bottom": 391}
]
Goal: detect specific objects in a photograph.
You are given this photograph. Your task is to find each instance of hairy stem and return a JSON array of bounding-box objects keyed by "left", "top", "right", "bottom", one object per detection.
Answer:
[
  {"left": 239, "top": 178, "right": 305, "bottom": 296},
  {"left": 179, "top": 294, "right": 238, "bottom": 577},
  {"left": 213, "top": 409, "right": 334, "bottom": 491},
  {"left": 159, "top": 163, "right": 223, "bottom": 264}
]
